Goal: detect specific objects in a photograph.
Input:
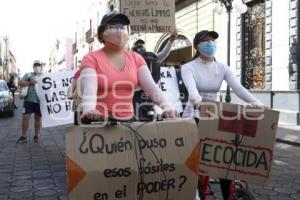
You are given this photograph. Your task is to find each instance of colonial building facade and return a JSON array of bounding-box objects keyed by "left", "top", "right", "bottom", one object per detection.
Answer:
[
  {"left": 234, "top": 0, "right": 300, "bottom": 125},
  {"left": 48, "top": 38, "right": 74, "bottom": 72},
  {"left": 0, "top": 36, "right": 17, "bottom": 80}
]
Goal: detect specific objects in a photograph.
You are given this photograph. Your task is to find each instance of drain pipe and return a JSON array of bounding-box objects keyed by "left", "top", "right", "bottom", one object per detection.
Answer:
[
  {"left": 297, "top": 0, "right": 300, "bottom": 90},
  {"left": 297, "top": 0, "right": 300, "bottom": 124}
]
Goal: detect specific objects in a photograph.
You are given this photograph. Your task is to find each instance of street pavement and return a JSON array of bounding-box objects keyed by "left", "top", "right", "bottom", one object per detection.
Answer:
[
  {"left": 0, "top": 98, "right": 300, "bottom": 200},
  {"left": 0, "top": 98, "right": 67, "bottom": 200},
  {"left": 276, "top": 125, "right": 300, "bottom": 147}
]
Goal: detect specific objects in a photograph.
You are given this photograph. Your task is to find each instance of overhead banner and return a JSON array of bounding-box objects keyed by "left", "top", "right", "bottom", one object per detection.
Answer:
[
  {"left": 197, "top": 102, "right": 279, "bottom": 186},
  {"left": 36, "top": 70, "right": 76, "bottom": 127},
  {"left": 120, "top": 0, "right": 176, "bottom": 33},
  {"left": 155, "top": 67, "right": 183, "bottom": 114},
  {"left": 66, "top": 118, "right": 199, "bottom": 200}
]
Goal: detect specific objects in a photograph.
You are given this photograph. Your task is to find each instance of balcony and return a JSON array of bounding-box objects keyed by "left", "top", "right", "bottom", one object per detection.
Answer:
[
  {"left": 85, "top": 29, "right": 94, "bottom": 44},
  {"left": 175, "top": 0, "right": 197, "bottom": 11},
  {"left": 72, "top": 43, "right": 78, "bottom": 54}
]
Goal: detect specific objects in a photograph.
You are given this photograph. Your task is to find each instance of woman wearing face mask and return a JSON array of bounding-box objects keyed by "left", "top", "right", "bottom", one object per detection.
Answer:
[
  {"left": 80, "top": 12, "right": 176, "bottom": 121},
  {"left": 181, "top": 30, "right": 263, "bottom": 200}
]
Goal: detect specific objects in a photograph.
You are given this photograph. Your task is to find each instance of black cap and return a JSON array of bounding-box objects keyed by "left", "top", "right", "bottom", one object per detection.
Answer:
[
  {"left": 134, "top": 39, "right": 145, "bottom": 46},
  {"left": 100, "top": 12, "right": 130, "bottom": 26},
  {"left": 193, "top": 30, "right": 219, "bottom": 46}
]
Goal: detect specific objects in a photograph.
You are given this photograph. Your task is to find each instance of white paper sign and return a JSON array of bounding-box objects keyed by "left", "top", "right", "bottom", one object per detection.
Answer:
[
  {"left": 120, "top": 0, "right": 176, "bottom": 33},
  {"left": 155, "top": 67, "right": 183, "bottom": 114},
  {"left": 36, "top": 70, "right": 76, "bottom": 127}
]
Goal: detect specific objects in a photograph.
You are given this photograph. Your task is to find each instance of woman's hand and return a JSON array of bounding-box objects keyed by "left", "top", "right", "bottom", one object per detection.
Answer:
[
  {"left": 163, "top": 108, "right": 178, "bottom": 118},
  {"left": 249, "top": 103, "right": 269, "bottom": 109},
  {"left": 194, "top": 101, "right": 202, "bottom": 110},
  {"left": 81, "top": 110, "right": 104, "bottom": 121},
  {"left": 30, "top": 80, "right": 38, "bottom": 85},
  {"left": 169, "top": 29, "right": 178, "bottom": 42}
]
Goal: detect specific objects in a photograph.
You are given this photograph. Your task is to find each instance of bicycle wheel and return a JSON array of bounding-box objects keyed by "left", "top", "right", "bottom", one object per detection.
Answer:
[{"left": 235, "top": 188, "right": 255, "bottom": 200}]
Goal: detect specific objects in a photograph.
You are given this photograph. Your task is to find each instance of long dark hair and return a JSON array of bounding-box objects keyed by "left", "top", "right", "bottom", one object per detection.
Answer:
[
  {"left": 184, "top": 49, "right": 200, "bottom": 64},
  {"left": 97, "top": 25, "right": 106, "bottom": 43},
  {"left": 192, "top": 51, "right": 200, "bottom": 60}
]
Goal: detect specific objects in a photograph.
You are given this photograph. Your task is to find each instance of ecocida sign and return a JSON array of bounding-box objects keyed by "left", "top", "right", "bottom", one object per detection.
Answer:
[{"left": 197, "top": 102, "right": 279, "bottom": 186}]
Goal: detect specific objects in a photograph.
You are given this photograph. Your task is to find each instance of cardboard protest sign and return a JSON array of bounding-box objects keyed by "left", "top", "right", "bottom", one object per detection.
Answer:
[
  {"left": 120, "top": 0, "right": 176, "bottom": 33},
  {"left": 197, "top": 102, "right": 279, "bottom": 186},
  {"left": 66, "top": 118, "right": 199, "bottom": 200},
  {"left": 36, "top": 70, "right": 76, "bottom": 127},
  {"left": 155, "top": 67, "right": 183, "bottom": 114}
]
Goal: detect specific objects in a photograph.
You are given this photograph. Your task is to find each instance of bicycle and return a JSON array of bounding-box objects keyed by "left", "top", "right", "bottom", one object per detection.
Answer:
[
  {"left": 196, "top": 113, "right": 256, "bottom": 200},
  {"left": 197, "top": 175, "right": 255, "bottom": 200},
  {"left": 196, "top": 133, "right": 256, "bottom": 200}
]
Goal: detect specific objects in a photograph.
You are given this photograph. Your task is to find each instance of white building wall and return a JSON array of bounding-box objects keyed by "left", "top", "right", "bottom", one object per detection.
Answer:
[
  {"left": 272, "top": 0, "right": 290, "bottom": 90},
  {"left": 72, "top": 0, "right": 108, "bottom": 67},
  {"left": 65, "top": 38, "right": 74, "bottom": 70}
]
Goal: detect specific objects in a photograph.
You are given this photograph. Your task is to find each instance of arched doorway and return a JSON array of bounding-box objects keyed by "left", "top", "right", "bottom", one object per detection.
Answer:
[{"left": 155, "top": 34, "right": 193, "bottom": 67}]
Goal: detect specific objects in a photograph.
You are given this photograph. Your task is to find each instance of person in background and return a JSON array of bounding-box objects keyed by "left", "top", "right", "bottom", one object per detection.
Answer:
[
  {"left": 79, "top": 12, "right": 177, "bottom": 121},
  {"left": 16, "top": 60, "right": 44, "bottom": 143},
  {"left": 131, "top": 28, "right": 178, "bottom": 120},
  {"left": 181, "top": 30, "right": 263, "bottom": 200},
  {"left": 67, "top": 69, "right": 81, "bottom": 125},
  {"left": 7, "top": 73, "right": 18, "bottom": 109},
  {"left": 132, "top": 30, "right": 178, "bottom": 83},
  {"left": 132, "top": 29, "right": 178, "bottom": 64}
]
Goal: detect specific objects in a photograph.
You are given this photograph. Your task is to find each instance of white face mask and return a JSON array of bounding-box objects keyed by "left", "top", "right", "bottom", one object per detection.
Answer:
[
  {"left": 33, "top": 66, "right": 42, "bottom": 74},
  {"left": 103, "top": 28, "right": 129, "bottom": 48}
]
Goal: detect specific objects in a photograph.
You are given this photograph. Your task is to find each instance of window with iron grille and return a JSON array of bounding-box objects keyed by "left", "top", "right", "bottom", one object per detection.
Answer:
[{"left": 243, "top": 0, "right": 266, "bottom": 89}]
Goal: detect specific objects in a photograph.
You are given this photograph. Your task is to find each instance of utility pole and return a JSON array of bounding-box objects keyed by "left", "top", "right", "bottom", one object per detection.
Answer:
[
  {"left": 216, "top": 0, "right": 233, "bottom": 103},
  {"left": 3, "top": 36, "right": 9, "bottom": 81}
]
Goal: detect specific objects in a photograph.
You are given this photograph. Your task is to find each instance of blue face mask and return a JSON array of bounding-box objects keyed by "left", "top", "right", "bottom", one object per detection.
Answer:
[{"left": 197, "top": 41, "right": 217, "bottom": 58}]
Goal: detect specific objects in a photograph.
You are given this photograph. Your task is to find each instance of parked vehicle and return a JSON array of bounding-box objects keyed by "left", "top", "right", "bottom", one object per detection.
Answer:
[{"left": 0, "top": 80, "right": 14, "bottom": 117}]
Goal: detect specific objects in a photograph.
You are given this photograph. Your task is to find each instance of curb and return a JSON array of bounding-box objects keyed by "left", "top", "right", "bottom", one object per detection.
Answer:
[{"left": 276, "top": 138, "right": 300, "bottom": 147}]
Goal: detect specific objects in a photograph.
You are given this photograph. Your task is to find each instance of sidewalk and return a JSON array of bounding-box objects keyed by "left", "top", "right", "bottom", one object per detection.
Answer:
[{"left": 276, "top": 125, "right": 300, "bottom": 147}]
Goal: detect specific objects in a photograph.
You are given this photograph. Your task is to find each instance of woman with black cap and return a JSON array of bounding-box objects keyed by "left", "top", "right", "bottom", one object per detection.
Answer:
[
  {"left": 79, "top": 12, "right": 176, "bottom": 121},
  {"left": 181, "top": 30, "right": 264, "bottom": 200}
]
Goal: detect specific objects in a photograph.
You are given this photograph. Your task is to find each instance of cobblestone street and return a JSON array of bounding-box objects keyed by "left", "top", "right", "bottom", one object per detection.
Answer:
[
  {"left": 0, "top": 99, "right": 67, "bottom": 200},
  {"left": 0, "top": 98, "right": 300, "bottom": 199}
]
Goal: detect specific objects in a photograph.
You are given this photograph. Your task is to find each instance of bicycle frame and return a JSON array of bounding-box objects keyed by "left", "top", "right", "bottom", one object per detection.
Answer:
[{"left": 197, "top": 175, "right": 251, "bottom": 200}]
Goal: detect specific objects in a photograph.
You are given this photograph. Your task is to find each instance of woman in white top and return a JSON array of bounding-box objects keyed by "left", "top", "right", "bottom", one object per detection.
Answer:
[
  {"left": 181, "top": 30, "right": 263, "bottom": 200},
  {"left": 181, "top": 30, "right": 263, "bottom": 119}
]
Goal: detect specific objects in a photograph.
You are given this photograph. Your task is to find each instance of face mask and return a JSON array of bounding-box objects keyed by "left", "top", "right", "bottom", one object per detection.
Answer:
[
  {"left": 197, "top": 41, "right": 217, "bottom": 58},
  {"left": 134, "top": 44, "right": 146, "bottom": 55},
  {"left": 103, "top": 28, "right": 129, "bottom": 48},
  {"left": 33, "top": 66, "right": 42, "bottom": 74}
]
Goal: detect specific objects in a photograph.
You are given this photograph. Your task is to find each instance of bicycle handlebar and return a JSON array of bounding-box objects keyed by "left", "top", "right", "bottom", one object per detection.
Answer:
[
  {"left": 81, "top": 116, "right": 135, "bottom": 125},
  {"left": 80, "top": 112, "right": 164, "bottom": 126}
]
